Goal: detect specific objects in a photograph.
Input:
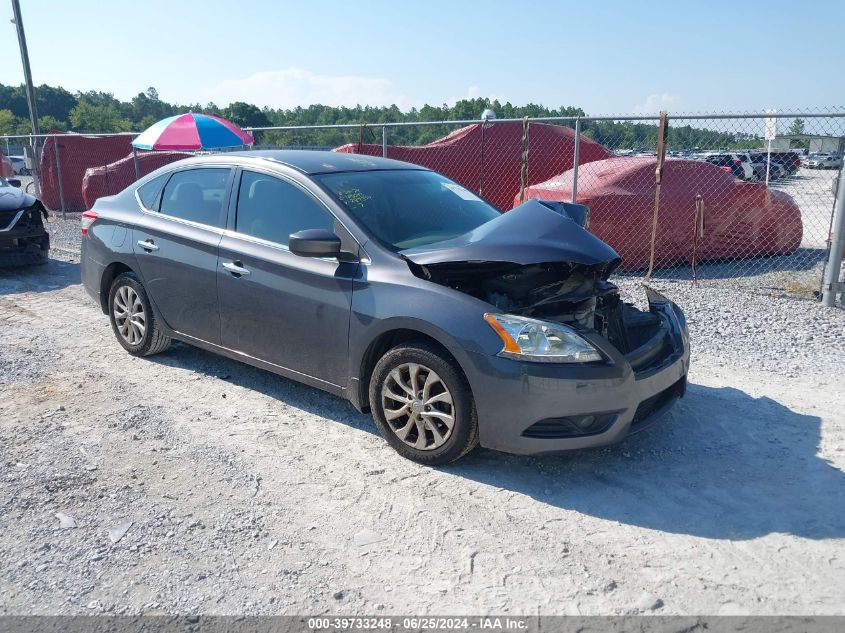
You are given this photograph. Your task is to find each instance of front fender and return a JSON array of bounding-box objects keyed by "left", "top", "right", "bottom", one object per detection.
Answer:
[{"left": 347, "top": 273, "right": 502, "bottom": 408}]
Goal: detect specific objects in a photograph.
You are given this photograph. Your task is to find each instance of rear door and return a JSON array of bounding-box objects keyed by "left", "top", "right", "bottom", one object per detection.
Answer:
[
  {"left": 132, "top": 166, "right": 233, "bottom": 344},
  {"left": 217, "top": 169, "right": 358, "bottom": 387}
]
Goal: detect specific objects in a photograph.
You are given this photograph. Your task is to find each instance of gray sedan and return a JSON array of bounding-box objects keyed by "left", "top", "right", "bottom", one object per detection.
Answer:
[
  {"left": 80, "top": 151, "right": 689, "bottom": 465},
  {"left": 803, "top": 153, "right": 843, "bottom": 169}
]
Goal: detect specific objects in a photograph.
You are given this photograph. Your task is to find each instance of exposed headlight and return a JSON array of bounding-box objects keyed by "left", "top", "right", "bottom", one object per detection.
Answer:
[{"left": 484, "top": 313, "right": 602, "bottom": 363}]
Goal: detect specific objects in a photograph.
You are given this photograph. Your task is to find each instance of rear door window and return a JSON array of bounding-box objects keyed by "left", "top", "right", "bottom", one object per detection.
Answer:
[
  {"left": 159, "top": 168, "right": 230, "bottom": 227},
  {"left": 136, "top": 173, "right": 168, "bottom": 211},
  {"left": 234, "top": 170, "right": 334, "bottom": 247}
]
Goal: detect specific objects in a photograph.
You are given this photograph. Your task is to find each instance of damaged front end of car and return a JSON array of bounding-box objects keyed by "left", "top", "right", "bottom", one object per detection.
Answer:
[
  {"left": 401, "top": 199, "right": 689, "bottom": 446},
  {"left": 0, "top": 186, "right": 50, "bottom": 266},
  {"left": 402, "top": 199, "right": 686, "bottom": 357}
]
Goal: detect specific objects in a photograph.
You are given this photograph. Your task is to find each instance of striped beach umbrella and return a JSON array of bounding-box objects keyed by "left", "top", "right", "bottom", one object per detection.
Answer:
[{"left": 131, "top": 112, "right": 254, "bottom": 150}]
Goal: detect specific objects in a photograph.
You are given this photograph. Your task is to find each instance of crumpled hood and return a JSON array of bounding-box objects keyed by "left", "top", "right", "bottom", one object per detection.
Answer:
[
  {"left": 0, "top": 184, "right": 35, "bottom": 212},
  {"left": 400, "top": 199, "right": 621, "bottom": 268}
]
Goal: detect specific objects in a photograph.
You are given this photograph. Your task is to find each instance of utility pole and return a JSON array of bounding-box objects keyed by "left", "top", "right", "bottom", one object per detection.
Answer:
[
  {"left": 822, "top": 166, "right": 845, "bottom": 306},
  {"left": 11, "top": 0, "right": 41, "bottom": 196}
]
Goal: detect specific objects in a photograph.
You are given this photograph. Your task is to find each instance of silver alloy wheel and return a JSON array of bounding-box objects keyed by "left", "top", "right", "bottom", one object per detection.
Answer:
[
  {"left": 381, "top": 362, "right": 455, "bottom": 451},
  {"left": 113, "top": 285, "right": 146, "bottom": 346}
]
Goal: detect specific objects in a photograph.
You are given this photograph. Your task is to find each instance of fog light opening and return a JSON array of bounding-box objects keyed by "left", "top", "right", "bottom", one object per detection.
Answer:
[{"left": 572, "top": 415, "right": 597, "bottom": 430}]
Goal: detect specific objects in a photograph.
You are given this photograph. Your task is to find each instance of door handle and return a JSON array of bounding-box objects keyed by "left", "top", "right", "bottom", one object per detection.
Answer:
[
  {"left": 222, "top": 261, "right": 251, "bottom": 276},
  {"left": 137, "top": 239, "right": 159, "bottom": 252}
]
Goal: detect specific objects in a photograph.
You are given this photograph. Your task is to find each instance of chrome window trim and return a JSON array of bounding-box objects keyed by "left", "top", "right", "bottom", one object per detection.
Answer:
[
  {"left": 0, "top": 209, "right": 26, "bottom": 232},
  {"left": 129, "top": 160, "right": 372, "bottom": 262},
  {"left": 134, "top": 165, "right": 235, "bottom": 232},
  {"left": 231, "top": 167, "right": 370, "bottom": 263},
  {"left": 222, "top": 228, "right": 296, "bottom": 254},
  {"left": 134, "top": 173, "right": 169, "bottom": 214},
  {"left": 220, "top": 228, "right": 366, "bottom": 265},
  {"left": 138, "top": 206, "right": 227, "bottom": 235}
]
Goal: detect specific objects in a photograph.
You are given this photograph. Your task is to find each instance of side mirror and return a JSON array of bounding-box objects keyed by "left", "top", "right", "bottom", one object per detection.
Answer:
[
  {"left": 289, "top": 228, "right": 342, "bottom": 258},
  {"left": 536, "top": 200, "right": 590, "bottom": 229},
  {"left": 7, "top": 179, "right": 21, "bottom": 188}
]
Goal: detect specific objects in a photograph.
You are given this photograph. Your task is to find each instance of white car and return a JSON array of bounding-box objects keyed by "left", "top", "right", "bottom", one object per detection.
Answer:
[
  {"left": 8, "top": 155, "right": 28, "bottom": 175},
  {"left": 734, "top": 152, "right": 775, "bottom": 181},
  {"left": 803, "top": 154, "right": 843, "bottom": 169},
  {"left": 725, "top": 153, "right": 756, "bottom": 180}
]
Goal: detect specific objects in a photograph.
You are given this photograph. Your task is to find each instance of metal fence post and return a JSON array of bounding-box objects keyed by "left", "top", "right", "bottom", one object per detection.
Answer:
[
  {"left": 822, "top": 164, "right": 845, "bottom": 306},
  {"left": 571, "top": 117, "right": 581, "bottom": 203},
  {"left": 54, "top": 139, "right": 67, "bottom": 219},
  {"left": 29, "top": 135, "right": 41, "bottom": 198},
  {"left": 382, "top": 126, "right": 387, "bottom": 158}
]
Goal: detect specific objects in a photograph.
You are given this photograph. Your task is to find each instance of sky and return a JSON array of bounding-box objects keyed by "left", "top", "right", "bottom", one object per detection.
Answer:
[{"left": 2, "top": 0, "right": 843, "bottom": 115}]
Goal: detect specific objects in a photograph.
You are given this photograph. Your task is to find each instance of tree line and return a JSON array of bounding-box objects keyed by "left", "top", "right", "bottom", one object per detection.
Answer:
[{"left": 0, "top": 83, "right": 767, "bottom": 151}]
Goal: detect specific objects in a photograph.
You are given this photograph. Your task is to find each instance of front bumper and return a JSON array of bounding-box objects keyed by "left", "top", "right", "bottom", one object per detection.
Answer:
[
  {"left": 0, "top": 210, "right": 49, "bottom": 266},
  {"left": 466, "top": 289, "right": 690, "bottom": 455}
]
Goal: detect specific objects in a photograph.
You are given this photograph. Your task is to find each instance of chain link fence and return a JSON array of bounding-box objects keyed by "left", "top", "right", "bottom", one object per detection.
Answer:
[
  {"left": 246, "top": 111, "right": 844, "bottom": 297},
  {"left": 2, "top": 110, "right": 844, "bottom": 300}
]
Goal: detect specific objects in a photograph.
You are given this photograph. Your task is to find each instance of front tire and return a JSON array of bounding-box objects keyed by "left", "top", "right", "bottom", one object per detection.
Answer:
[
  {"left": 369, "top": 342, "right": 479, "bottom": 465},
  {"left": 108, "top": 272, "right": 171, "bottom": 357}
]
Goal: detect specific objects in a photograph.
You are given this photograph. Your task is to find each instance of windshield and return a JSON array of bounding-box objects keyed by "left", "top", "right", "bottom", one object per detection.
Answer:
[{"left": 316, "top": 170, "right": 501, "bottom": 250}]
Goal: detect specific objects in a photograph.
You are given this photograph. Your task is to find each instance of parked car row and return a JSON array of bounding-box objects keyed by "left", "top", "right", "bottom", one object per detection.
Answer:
[
  {"left": 681, "top": 150, "right": 800, "bottom": 182},
  {"left": 663, "top": 148, "right": 833, "bottom": 181},
  {"left": 700, "top": 153, "right": 765, "bottom": 181},
  {"left": 802, "top": 153, "right": 843, "bottom": 169}
]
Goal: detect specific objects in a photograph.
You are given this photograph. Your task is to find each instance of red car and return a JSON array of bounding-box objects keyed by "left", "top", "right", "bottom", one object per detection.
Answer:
[
  {"left": 0, "top": 149, "right": 13, "bottom": 179},
  {"left": 520, "top": 157, "right": 803, "bottom": 270}
]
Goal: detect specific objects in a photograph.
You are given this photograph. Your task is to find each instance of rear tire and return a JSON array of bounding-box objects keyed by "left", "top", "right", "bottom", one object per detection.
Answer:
[{"left": 108, "top": 272, "right": 171, "bottom": 357}]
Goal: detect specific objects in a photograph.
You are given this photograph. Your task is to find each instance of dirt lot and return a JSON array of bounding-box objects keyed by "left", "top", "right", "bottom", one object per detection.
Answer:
[
  {"left": 1, "top": 253, "right": 844, "bottom": 617},
  {"left": 770, "top": 167, "right": 837, "bottom": 250}
]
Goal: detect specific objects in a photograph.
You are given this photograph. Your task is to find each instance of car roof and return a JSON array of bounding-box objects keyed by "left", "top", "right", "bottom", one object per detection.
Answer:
[{"left": 175, "top": 150, "right": 425, "bottom": 175}]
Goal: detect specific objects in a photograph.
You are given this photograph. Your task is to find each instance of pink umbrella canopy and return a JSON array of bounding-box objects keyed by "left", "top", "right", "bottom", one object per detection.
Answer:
[{"left": 131, "top": 112, "right": 254, "bottom": 150}]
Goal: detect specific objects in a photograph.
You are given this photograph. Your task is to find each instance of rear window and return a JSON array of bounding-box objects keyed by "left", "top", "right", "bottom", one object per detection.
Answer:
[
  {"left": 159, "top": 168, "right": 230, "bottom": 227},
  {"left": 136, "top": 174, "right": 168, "bottom": 211}
]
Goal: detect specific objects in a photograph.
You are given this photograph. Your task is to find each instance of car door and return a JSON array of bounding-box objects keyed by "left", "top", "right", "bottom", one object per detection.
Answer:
[
  {"left": 132, "top": 166, "right": 233, "bottom": 344},
  {"left": 217, "top": 168, "right": 358, "bottom": 387}
]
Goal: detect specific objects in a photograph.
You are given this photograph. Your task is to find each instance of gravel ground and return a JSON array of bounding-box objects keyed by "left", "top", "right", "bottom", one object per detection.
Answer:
[
  {"left": 616, "top": 279, "right": 845, "bottom": 378},
  {"left": 44, "top": 213, "right": 81, "bottom": 255},
  {"left": 0, "top": 252, "right": 843, "bottom": 616},
  {"left": 770, "top": 168, "right": 837, "bottom": 250}
]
